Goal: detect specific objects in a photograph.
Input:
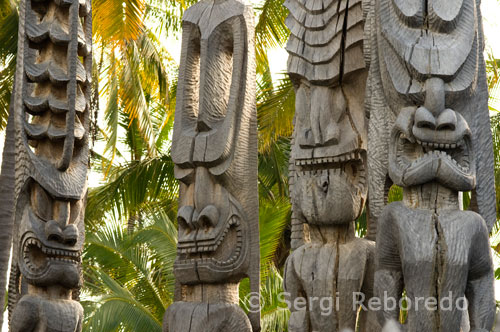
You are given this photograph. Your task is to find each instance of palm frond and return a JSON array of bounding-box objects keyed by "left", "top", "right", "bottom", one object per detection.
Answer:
[
  {"left": 0, "top": 0, "right": 18, "bottom": 128},
  {"left": 93, "top": 0, "right": 146, "bottom": 45},
  {"left": 259, "top": 197, "right": 290, "bottom": 277},
  {"left": 86, "top": 154, "right": 178, "bottom": 228},
  {"left": 260, "top": 265, "right": 290, "bottom": 332},
  {"left": 258, "top": 137, "right": 290, "bottom": 200},
  {"left": 83, "top": 269, "right": 162, "bottom": 332},
  {"left": 254, "top": 0, "right": 290, "bottom": 75},
  {"left": 257, "top": 75, "right": 295, "bottom": 153}
]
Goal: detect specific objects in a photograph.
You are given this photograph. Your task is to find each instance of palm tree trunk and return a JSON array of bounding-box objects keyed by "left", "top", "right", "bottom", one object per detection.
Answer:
[{"left": 0, "top": 83, "right": 17, "bottom": 328}]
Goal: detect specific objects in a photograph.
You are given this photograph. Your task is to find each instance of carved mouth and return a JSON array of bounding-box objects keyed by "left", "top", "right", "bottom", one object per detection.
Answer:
[
  {"left": 22, "top": 237, "right": 81, "bottom": 273},
  {"left": 295, "top": 150, "right": 366, "bottom": 192},
  {"left": 396, "top": 133, "right": 472, "bottom": 174},
  {"left": 176, "top": 216, "right": 243, "bottom": 267}
]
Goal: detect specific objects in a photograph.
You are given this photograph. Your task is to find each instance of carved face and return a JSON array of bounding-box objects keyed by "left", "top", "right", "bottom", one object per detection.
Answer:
[
  {"left": 389, "top": 107, "right": 475, "bottom": 191},
  {"left": 291, "top": 78, "right": 367, "bottom": 225},
  {"left": 171, "top": 2, "right": 256, "bottom": 285},
  {"left": 17, "top": 181, "right": 84, "bottom": 289},
  {"left": 173, "top": 167, "right": 249, "bottom": 284}
]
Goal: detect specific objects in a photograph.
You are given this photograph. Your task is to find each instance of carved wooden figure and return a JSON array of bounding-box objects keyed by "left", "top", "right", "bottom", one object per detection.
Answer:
[
  {"left": 283, "top": 0, "right": 380, "bottom": 330},
  {"left": 365, "top": 0, "right": 497, "bottom": 236},
  {"left": 163, "top": 1, "right": 259, "bottom": 331},
  {"left": 7, "top": 0, "right": 92, "bottom": 331},
  {"left": 366, "top": 0, "right": 497, "bottom": 329}
]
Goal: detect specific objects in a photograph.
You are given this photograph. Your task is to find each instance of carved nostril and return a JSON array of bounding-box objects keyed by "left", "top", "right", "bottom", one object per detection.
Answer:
[
  {"left": 436, "top": 108, "right": 457, "bottom": 131},
  {"left": 63, "top": 224, "right": 79, "bottom": 246},
  {"left": 414, "top": 107, "right": 436, "bottom": 130},
  {"left": 45, "top": 220, "right": 64, "bottom": 244},
  {"left": 197, "top": 205, "right": 219, "bottom": 228},
  {"left": 177, "top": 206, "right": 195, "bottom": 230}
]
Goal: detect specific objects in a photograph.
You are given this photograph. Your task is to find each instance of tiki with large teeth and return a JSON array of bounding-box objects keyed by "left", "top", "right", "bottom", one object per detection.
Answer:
[
  {"left": 8, "top": 0, "right": 91, "bottom": 331},
  {"left": 366, "top": 0, "right": 496, "bottom": 328},
  {"left": 163, "top": 1, "right": 259, "bottom": 331},
  {"left": 283, "top": 0, "right": 380, "bottom": 330},
  {"left": 375, "top": 106, "right": 495, "bottom": 331}
]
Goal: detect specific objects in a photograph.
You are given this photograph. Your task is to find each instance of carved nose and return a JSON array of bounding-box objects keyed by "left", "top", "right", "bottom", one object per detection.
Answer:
[
  {"left": 197, "top": 205, "right": 219, "bottom": 228},
  {"left": 45, "top": 221, "right": 79, "bottom": 245},
  {"left": 177, "top": 205, "right": 195, "bottom": 230},
  {"left": 45, "top": 200, "right": 79, "bottom": 245},
  {"left": 177, "top": 205, "right": 219, "bottom": 230},
  {"left": 415, "top": 107, "right": 457, "bottom": 131},
  {"left": 436, "top": 108, "right": 457, "bottom": 131},
  {"left": 415, "top": 107, "right": 436, "bottom": 130}
]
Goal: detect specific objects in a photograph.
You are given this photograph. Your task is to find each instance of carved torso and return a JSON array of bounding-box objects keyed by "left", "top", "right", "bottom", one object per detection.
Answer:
[
  {"left": 378, "top": 194, "right": 491, "bottom": 331},
  {"left": 11, "top": 295, "right": 83, "bottom": 332},
  {"left": 285, "top": 236, "right": 375, "bottom": 331}
]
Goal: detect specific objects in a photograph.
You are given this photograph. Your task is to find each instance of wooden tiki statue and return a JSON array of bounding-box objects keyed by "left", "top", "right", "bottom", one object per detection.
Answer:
[
  {"left": 8, "top": 0, "right": 92, "bottom": 331},
  {"left": 366, "top": 0, "right": 497, "bottom": 329},
  {"left": 163, "top": 0, "right": 260, "bottom": 331},
  {"left": 283, "top": 0, "right": 381, "bottom": 330}
]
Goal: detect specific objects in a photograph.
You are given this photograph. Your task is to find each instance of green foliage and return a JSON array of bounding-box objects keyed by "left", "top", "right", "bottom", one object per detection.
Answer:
[
  {"left": 83, "top": 210, "right": 177, "bottom": 331},
  {"left": 0, "top": 0, "right": 17, "bottom": 129}
]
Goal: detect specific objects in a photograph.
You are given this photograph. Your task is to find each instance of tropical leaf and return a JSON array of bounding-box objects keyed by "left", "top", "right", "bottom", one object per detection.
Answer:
[
  {"left": 86, "top": 154, "right": 178, "bottom": 229},
  {"left": 259, "top": 265, "right": 290, "bottom": 332},
  {"left": 257, "top": 75, "right": 295, "bottom": 153},
  {"left": 83, "top": 269, "right": 163, "bottom": 332},
  {"left": 0, "top": 0, "right": 18, "bottom": 128},
  {"left": 254, "top": 0, "right": 290, "bottom": 75},
  {"left": 93, "top": 0, "right": 146, "bottom": 45}
]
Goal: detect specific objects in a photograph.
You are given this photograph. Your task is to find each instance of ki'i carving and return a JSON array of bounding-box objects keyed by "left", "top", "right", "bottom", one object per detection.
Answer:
[
  {"left": 283, "top": 0, "right": 380, "bottom": 330},
  {"left": 365, "top": 0, "right": 497, "bottom": 236},
  {"left": 163, "top": 1, "right": 259, "bottom": 331},
  {"left": 366, "top": 0, "right": 496, "bottom": 329},
  {"left": 8, "top": 0, "right": 92, "bottom": 331}
]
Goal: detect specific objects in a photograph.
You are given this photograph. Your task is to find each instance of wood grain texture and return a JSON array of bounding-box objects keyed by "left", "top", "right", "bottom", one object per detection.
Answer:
[
  {"left": 165, "top": 1, "right": 259, "bottom": 331},
  {"left": 284, "top": 0, "right": 380, "bottom": 330},
  {"left": 8, "top": 0, "right": 91, "bottom": 330},
  {"left": 365, "top": 0, "right": 497, "bottom": 235},
  {"left": 373, "top": 76, "right": 495, "bottom": 330}
]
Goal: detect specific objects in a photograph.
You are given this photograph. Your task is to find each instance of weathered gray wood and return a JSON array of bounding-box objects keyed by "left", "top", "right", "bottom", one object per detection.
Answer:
[
  {"left": 164, "top": 1, "right": 259, "bottom": 331},
  {"left": 284, "top": 0, "right": 380, "bottom": 330},
  {"left": 365, "top": 0, "right": 497, "bottom": 236},
  {"left": 8, "top": 0, "right": 91, "bottom": 331},
  {"left": 367, "top": 0, "right": 496, "bottom": 329}
]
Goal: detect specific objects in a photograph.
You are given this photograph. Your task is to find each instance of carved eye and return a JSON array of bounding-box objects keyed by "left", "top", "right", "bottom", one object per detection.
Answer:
[
  {"left": 30, "top": 182, "right": 52, "bottom": 222},
  {"left": 69, "top": 199, "right": 83, "bottom": 225}
]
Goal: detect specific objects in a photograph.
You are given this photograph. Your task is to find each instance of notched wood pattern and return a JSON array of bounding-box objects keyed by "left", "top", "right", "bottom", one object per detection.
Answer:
[
  {"left": 284, "top": 0, "right": 379, "bottom": 330},
  {"left": 9, "top": 0, "right": 91, "bottom": 331}
]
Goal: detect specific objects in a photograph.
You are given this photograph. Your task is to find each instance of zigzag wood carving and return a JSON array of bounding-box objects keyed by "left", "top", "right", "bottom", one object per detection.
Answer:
[
  {"left": 8, "top": 0, "right": 91, "bottom": 331},
  {"left": 283, "top": 0, "right": 380, "bottom": 330},
  {"left": 163, "top": 0, "right": 260, "bottom": 331},
  {"left": 366, "top": 0, "right": 496, "bottom": 329}
]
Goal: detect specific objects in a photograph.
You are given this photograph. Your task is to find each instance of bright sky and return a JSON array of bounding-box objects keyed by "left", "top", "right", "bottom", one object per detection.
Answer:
[{"left": 2, "top": 0, "right": 500, "bottom": 330}]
